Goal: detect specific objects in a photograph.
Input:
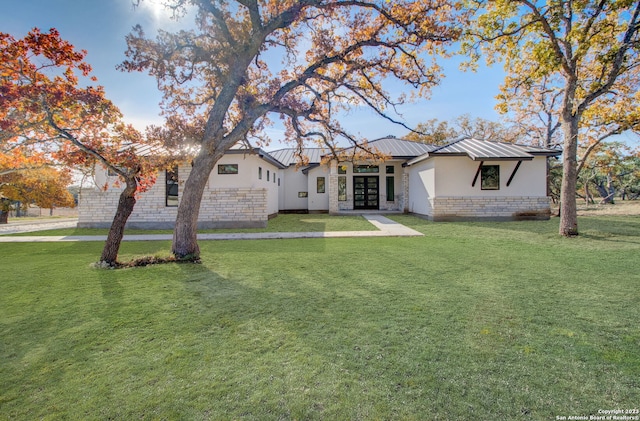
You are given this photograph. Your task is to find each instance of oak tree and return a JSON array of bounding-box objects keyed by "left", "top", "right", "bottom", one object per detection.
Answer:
[
  {"left": 405, "top": 114, "right": 521, "bottom": 144},
  {"left": 0, "top": 28, "right": 161, "bottom": 265},
  {"left": 0, "top": 166, "right": 75, "bottom": 213},
  {"left": 122, "top": 0, "right": 464, "bottom": 259},
  {"left": 464, "top": 0, "right": 640, "bottom": 236}
]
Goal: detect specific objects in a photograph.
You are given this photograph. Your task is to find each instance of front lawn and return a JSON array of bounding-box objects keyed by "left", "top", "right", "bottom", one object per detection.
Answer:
[{"left": 1, "top": 215, "right": 639, "bottom": 420}]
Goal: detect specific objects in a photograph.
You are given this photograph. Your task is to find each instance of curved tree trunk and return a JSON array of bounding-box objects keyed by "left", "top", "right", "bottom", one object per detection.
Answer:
[
  {"left": 100, "top": 178, "right": 137, "bottom": 266},
  {"left": 559, "top": 118, "right": 579, "bottom": 236},
  {"left": 171, "top": 152, "right": 220, "bottom": 259}
]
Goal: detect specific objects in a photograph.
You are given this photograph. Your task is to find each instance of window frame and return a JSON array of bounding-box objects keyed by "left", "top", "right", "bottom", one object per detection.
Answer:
[
  {"left": 386, "top": 176, "right": 395, "bottom": 202},
  {"left": 165, "top": 166, "right": 179, "bottom": 207},
  {"left": 480, "top": 165, "right": 500, "bottom": 190},
  {"left": 317, "top": 177, "right": 326, "bottom": 194},
  {"left": 353, "top": 165, "right": 379, "bottom": 173},
  {"left": 338, "top": 176, "right": 347, "bottom": 201},
  {"left": 217, "top": 164, "right": 239, "bottom": 175}
]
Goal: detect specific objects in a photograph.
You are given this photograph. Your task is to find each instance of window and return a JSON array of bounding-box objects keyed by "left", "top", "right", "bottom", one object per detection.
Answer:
[
  {"left": 386, "top": 176, "right": 395, "bottom": 201},
  {"left": 317, "top": 177, "right": 325, "bottom": 194},
  {"left": 386, "top": 165, "right": 395, "bottom": 174},
  {"left": 354, "top": 165, "right": 379, "bottom": 173},
  {"left": 258, "top": 167, "right": 262, "bottom": 179},
  {"left": 298, "top": 192, "right": 308, "bottom": 198},
  {"left": 481, "top": 165, "right": 500, "bottom": 190},
  {"left": 338, "top": 176, "right": 347, "bottom": 201},
  {"left": 166, "top": 167, "right": 179, "bottom": 207},
  {"left": 278, "top": 178, "right": 280, "bottom": 186},
  {"left": 267, "top": 170, "right": 270, "bottom": 181},
  {"left": 338, "top": 164, "right": 347, "bottom": 174},
  {"left": 273, "top": 174, "right": 276, "bottom": 183},
  {"left": 218, "top": 164, "right": 238, "bottom": 174}
]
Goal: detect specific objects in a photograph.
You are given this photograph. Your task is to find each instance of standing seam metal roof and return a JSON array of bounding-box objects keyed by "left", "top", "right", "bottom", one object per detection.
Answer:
[
  {"left": 267, "top": 148, "right": 328, "bottom": 166},
  {"left": 406, "top": 138, "right": 561, "bottom": 165}
]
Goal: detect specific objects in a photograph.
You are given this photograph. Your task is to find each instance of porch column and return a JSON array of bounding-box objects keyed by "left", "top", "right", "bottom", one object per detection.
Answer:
[
  {"left": 402, "top": 167, "right": 409, "bottom": 213},
  {"left": 329, "top": 160, "right": 339, "bottom": 215}
]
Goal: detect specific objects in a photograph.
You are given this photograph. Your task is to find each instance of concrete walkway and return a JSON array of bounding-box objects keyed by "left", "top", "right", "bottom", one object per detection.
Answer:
[
  {"left": 0, "top": 215, "right": 423, "bottom": 242},
  {"left": 0, "top": 218, "right": 78, "bottom": 235}
]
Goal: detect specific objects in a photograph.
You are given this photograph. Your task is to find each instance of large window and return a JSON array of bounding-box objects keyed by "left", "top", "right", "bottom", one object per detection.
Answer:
[
  {"left": 218, "top": 164, "right": 238, "bottom": 174},
  {"left": 338, "top": 176, "right": 347, "bottom": 201},
  {"left": 317, "top": 177, "right": 325, "bottom": 194},
  {"left": 386, "top": 176, "right": 395, "bottom": 201},
  {"left": 481, "top": 165, "right": 500, "bottom": 190},
  {"left": 354, "top": 165, "right": 379, "bottom": 173},
  {"left": 166, "top": 167, "right": 179, "bottom": 207}
]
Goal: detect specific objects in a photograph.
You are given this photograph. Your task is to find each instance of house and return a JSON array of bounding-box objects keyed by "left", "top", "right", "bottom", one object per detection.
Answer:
[
  {"left": 404, "top": 138, "right": 560, "bottom": 220},
  {"left": 77, "top": 137, "right": 560, "bottom": 228}
]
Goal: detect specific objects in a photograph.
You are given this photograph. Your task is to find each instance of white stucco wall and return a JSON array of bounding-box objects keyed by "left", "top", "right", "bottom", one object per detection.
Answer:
[
  {"left": 307, "top": 165, "right": 330, "bottom": 211},
  {"left": 433, "top": 156, "right": 548, "bottom": 197},
  {"left": 279, "top": 166, "right": 309, "bottom": 211},
  {"left": 407, "top": 159, "right": 435, "bottom": 215},
  {"left": 406, "top": 156, "right": 551, "bottom": 220},
  {"left": 78, "top": 153, "right": 280, "bottom": 228},
  {"left": 209, "top": 153, "right": 280, "bottom": 216}
]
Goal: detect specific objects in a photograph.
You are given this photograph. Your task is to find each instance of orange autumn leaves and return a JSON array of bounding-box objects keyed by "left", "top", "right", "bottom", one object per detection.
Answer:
[{"left": 0, "top": 28, "right": 161, "bottom": 198}]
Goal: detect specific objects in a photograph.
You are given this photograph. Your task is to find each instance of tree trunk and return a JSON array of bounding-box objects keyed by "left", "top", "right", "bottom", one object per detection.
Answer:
[
  {"left": 584, "top": 183, "right": 593, "bottom": 204},
  {"left": 0, "top": 210, "right": 7, "bottom": 224},
  {"left": 559, "top": 117, "right": 579, "bottom": 236},
  {"left": 100, "top": 178, "right": 137, "bottom": 266},
  {"left": 171, "top": 151, "right": 221, "bottom": 259}
]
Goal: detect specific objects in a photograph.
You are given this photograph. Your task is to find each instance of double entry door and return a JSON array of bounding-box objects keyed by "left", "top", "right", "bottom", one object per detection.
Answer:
[{"left": 353, "top": 176, "right": 379, "bottom": 210}]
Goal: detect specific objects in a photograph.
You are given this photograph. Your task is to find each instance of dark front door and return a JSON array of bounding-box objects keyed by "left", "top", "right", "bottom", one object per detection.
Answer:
[{"left": 354, "top": 176, "right": 379, "bottom": 210}]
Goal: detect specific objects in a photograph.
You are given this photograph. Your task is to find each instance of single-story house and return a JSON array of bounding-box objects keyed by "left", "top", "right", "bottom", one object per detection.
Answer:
[{"left": 77, "top": 136, "right": 561, "bottom": 228}]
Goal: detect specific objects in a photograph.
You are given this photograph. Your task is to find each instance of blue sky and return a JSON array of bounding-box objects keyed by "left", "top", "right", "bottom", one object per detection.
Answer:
[{"left": 2, "top": 0, "right": 511, "bottom": 149}]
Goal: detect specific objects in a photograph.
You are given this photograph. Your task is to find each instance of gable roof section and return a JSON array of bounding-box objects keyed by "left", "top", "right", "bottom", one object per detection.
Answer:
[{"left": 406, "top": 138, "right": 561, "bottom": 166}]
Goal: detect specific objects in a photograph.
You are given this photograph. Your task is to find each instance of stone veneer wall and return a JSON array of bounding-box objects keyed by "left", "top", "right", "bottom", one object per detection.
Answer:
[
  {"left": 429, "top": 196, "right": 551, "bottom": 221},
  {"left": 78, "top": 187, "right": 267, "bottom": 229}
]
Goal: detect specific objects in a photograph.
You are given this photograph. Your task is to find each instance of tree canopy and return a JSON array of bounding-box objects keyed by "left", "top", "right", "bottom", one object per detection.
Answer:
[
  {"left": 0, "top": 166, "right": 75, "bottom": 212},
  {"left": 464, "top": 0, "right": 640, "bottom": 236},
  {"left": 121, "top": 0, "right": 466, "bottom": 258},
  {"left": 405, "top": 114, "right": 521, "bottom": 145},
  {"left": 0, "top": 28, "right": 165, "bottom": 265}
]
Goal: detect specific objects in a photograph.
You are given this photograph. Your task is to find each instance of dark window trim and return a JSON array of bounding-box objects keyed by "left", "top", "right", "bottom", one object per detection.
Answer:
[
  {"left": 354, "top": 165, "right": 379, "bottom": 173},
  {"left": 338, "top": 176, "right": 347, "bottom": 201},
  {"left": 218, "top": 164, "right": 239, "bottom": 174},
  {"left": 386, "top": 176, "right": 395, "bottom": 201},
  {"left": 317, "top": 177, "right": 326, "bottom": 194},
  {"left": 480, "top": 165, "right": 500, "bottom": 190},
  {"left": 166, "top": 167, "right": 179, "bottom": 207}
]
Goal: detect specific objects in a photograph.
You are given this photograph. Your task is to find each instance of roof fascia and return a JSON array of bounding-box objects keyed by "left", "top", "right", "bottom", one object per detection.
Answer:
[{"left": 225, "top": 148, "right": 286, "bottom": 169}]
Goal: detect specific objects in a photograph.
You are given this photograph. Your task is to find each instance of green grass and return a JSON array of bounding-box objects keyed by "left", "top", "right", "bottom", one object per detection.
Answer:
[
  {"left": 6, "top": 213, "right": 374, "bottom": 236},
  {"left": 1, "top": 215, "right": 639, "bottom": 420}
]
